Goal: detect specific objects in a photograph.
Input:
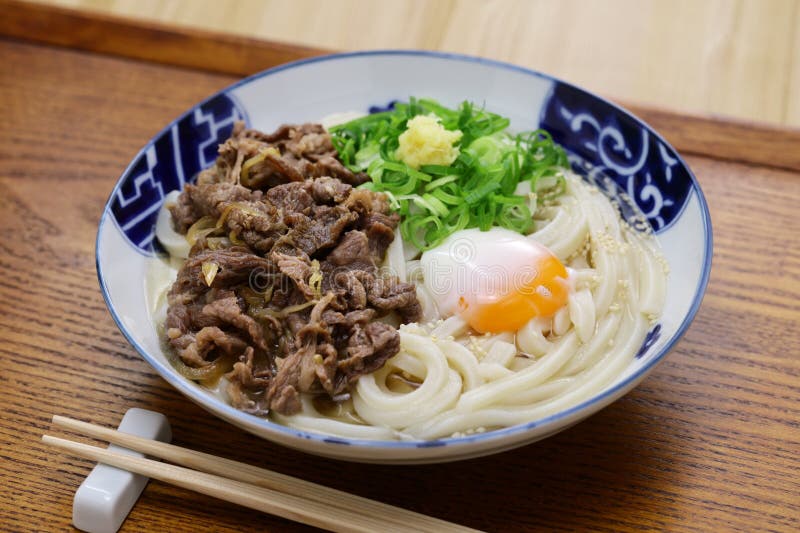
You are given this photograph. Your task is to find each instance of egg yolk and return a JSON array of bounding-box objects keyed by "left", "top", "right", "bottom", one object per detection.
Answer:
[{"left": 457, "top": 252, "right": 569, "bottom": 334}]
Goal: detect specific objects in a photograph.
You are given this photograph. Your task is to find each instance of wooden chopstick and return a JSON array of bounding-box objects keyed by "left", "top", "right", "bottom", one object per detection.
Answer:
[
  {"left": 52, "top": 415, "right": 401, "bottom": 514},
  {"left": 43, "top": 434, "right": 384, "bottom": 532},
  {"left": 45, "top": 416, "right": 481, "bottom": 533}
]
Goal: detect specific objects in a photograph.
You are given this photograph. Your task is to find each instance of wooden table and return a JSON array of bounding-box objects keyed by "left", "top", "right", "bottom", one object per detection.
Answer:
[
  {"left": 25, "top": 0, "right": 800, "bottom": 129},
  {"left": 1, "top": 2, "right": 798, "bottom": 531}
]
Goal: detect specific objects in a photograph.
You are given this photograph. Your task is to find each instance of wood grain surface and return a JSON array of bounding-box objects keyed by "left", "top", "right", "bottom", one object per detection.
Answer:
[
  {"left": 26, "top": 0, "right": 800, "bottom": 129},
  {"left": 1, "top": 25, "right": 799, "bottom": 533},
  {"left": 0, "top": 0, "right": 324, "bottom": 75},
  {"left": 4, "top": 0, "right": 800, "bottom": 174}
]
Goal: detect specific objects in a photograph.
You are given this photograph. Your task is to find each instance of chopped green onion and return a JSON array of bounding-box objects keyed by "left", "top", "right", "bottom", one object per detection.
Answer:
[
  {"left": 425, "top": 175, "right": 459, "bottom": 191},
  {"left": 464, "top": 181, "right": 501, "bottom": 205},
  {"left": 330, "top": 98, "right": 569, "bottom": 250},
  {"left": 419, "top": 164, "right": 459, "bottom": 176},
  {"left": 429, "top": 186, "right": 462, "bottom": 206}
]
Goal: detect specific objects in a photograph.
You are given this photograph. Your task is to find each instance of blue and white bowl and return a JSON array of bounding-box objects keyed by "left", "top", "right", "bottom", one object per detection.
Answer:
[{"left": 97, "top": 51, "right": 712, "bottom": 463}]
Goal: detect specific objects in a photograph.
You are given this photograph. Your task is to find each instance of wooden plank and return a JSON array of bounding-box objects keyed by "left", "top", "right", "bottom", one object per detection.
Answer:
[
  {"left": 1, "top": 38, "right": 799, "bottom": 532},
  {"left": 787, "top": 3, "right": 800, "bottom": 125},
  {"left": 439, "top": 0, "right": 799, "bottom": 127},
  {"left": 625, "top": 103, "right": 800, "bottom": 173},
  {"left": 0, "top": 0, "right": 325, "bottom": 75},
  {"left": 2, "top": 0, "right": 799, "bottom": 173},
  {"left": 28, "top": 0, "right": 800, "bottom": 130}
]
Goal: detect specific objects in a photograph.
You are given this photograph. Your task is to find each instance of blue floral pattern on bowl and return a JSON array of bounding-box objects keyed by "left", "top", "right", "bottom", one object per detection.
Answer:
[
  {"left": 110, "top": 93, "right": 245, "bottom": 254},
  {"left": 540, "top": 84, "right": 692, "bottom": 232}
]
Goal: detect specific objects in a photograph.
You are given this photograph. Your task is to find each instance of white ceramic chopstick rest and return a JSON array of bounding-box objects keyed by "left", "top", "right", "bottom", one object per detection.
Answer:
[{"left": 72, "top": 408, "right": 172, "bottom": 533}]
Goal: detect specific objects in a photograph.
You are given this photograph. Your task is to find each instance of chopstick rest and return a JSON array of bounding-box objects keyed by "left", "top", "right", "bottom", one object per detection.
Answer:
[{"left": 72, "top": 408, "right": 172, "bottom": 533}]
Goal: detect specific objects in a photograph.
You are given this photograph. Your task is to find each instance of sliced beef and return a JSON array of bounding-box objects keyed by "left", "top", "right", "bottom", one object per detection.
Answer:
[
  {"left": 325, "top": 225, "right": 403, "bottom": 274},
  {"left": 171, "top": 248, "right": 275, "bottom": 293},
  {"left": 308, "top": 155, "right": 370, "bottom": 186},
  {"left": 166, "top": 288, "right": 264, "bottom": 370},
  {"left": 166, "top": 250, "right": 275, "bottom": 368},
  {"left": 266, "top": 177, "right": 353, "bottom": 214},
  {"left": 327, "top": 230, "right": 374, "bottom": 269},
  {"left": 190, "top": 183, "right": 261, "bottom": 220},
  {"left": 164, "top": 122, "right": 422, "bottom": 416},
  {"left": 168, "top": 325, "right": 248, "bottom": 368},
  {"left": 321, "top": 308, "right": 376, "bottom": 328},
  {"left": 265, "top": 294, "right": 336, "bottom": 413},
  {"left": 361, "top": 274, "right": 422, "bottom": 323},
  {"left": 226, "top": 347, "right": 273, "bottom": 414},
  {"left": 339, "top": 322, "right": 400, "bottom": 382},
  {"left": 310, "top": 176, "right": 352, "bottom": 204},
  {"left": 202, "top": 294, "right": 267, "bottom": 351},
  {"left": 266, "top": 181, "right": 315, "bottom": 215},
  {"left": 224, "top": 201, "right": 285, "bottom": 253},
  {"left": 169, "top": 182, "right": 261, "bottom": 233},
  {"left": 364, "top": 215, "right": 397, "bottom": 261},
  {"left": 345, "top": 189, "right": 399, "bottom": 260},
  {"left": 169, "top": 191, "right": 198, "bottom": 234},
  {"left": 274, "top": 206, "right": 358, "bottom": 258},
  {"left": 189, "top": 121, "right": 369, "bottom": 189},
  {"left": 273, "top": 252, "right": 316, "bottom": 299},
  {"left": 325, "top": 232, "right": 421, "bottom": 322},
  {"left": 330, "top": 270, "right": 369, "bottom": 311}
]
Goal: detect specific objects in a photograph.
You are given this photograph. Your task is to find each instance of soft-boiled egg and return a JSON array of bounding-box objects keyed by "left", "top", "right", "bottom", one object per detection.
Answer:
[{"left": 420, "top": 227, "right": 569, "bottom": 333}]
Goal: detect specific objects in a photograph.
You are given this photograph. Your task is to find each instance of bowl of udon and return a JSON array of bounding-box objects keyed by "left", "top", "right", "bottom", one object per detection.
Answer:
[{"left": 97, "top": 51, "right": 711, "bottom": 463}]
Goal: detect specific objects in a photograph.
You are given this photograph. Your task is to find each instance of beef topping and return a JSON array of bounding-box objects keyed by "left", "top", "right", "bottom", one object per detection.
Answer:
[
  {"left": 164, "top": 123, "right": 420, "bottom": 415},
  {"left": 194, "top": 121, "right": 369, "bottom": 189}
]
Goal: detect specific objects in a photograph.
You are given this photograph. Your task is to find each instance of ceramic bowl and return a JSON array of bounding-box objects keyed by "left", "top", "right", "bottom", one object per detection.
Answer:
[{"left": 96, "top": 51, "right": 712, "bottom": 463}]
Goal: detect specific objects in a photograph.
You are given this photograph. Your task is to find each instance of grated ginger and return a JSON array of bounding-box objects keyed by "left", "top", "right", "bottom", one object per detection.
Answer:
[{"left": 395, "top": 115, "right": 462, "bottom": 169}]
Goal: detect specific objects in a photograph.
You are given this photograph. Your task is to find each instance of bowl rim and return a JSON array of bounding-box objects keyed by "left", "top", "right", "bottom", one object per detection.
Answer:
[{"left": 96, "top": 49, "right": 713, "bottom": 451}]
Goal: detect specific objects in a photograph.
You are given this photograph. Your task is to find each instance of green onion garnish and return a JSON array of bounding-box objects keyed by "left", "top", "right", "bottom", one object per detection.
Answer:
[{"left": 330, "top": 98, "right": 570, "bottom": 250}]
